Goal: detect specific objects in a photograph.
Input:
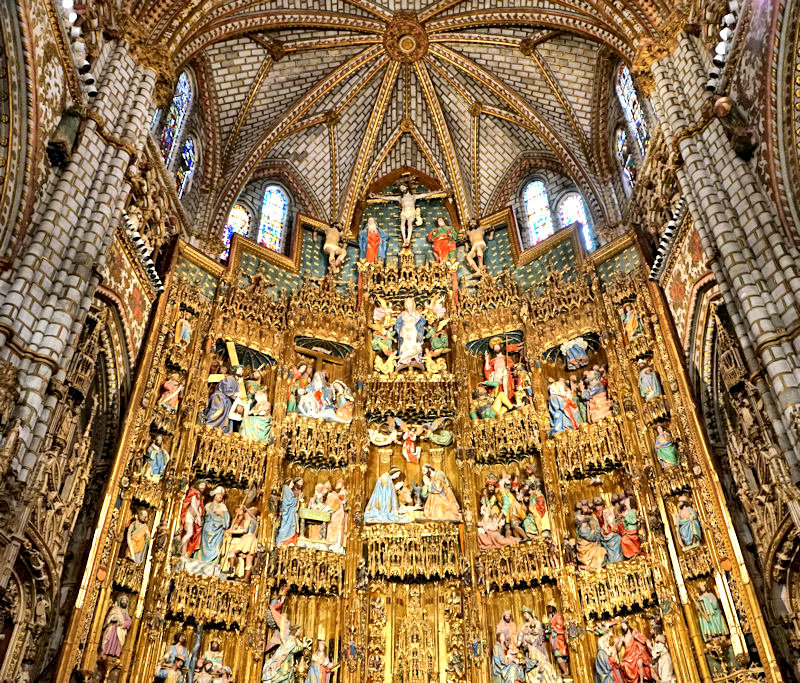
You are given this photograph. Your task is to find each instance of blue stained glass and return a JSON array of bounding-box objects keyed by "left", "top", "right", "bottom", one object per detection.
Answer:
[
  {"left": 160, "top": 72, "right": 193, "bottom": 163},
  {"left": 258, "top": 185, "right": 289, "bottom": 251},
  {"left": 615, "top": 127, "right": 636, "bottom": 187},
  {"left": 176, "top": 137, "right": 195, "bottom": 199},
  {"left": 523, "top": 180, "right": 554, "bottom": 246},
  {"left": 559, "top": 193, "right": 594, "bottom": 251},
  {"left": 221, "top": 205, "right": 250, "bottom": 260},
  {"left": 616, "top": 64, "right": 649, "bottom": 156}
]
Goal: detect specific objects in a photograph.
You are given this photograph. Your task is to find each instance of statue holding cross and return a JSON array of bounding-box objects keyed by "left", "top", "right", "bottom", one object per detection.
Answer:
[{"left": 205, "top": 341, "right": 248, "bottom": 433}]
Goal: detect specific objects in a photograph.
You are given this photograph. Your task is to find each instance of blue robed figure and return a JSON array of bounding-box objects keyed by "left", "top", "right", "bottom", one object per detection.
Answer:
[
  {"left": 364, "top": 472, "right": 408, "bottom": 524},
  {"left": 637, "top": 361, "right": 663, "bottom": 402},
  {"left": 560, "top": 336, "right": 589, "bottom": 370},
  {"left": 358, "top": 217, "right": 388, "bottom": 262},
  {"left": 275, "top": 481, "right": 302, "bottom": 545},
  {"left": 204, "top": 368, "right": 242, "bottom": 433},
  {"left": 199, "top": 487, "right": 230, "bottom": 563}
]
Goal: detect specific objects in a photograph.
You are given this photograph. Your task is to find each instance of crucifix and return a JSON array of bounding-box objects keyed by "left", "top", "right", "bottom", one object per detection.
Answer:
[{"left": 367, "top": 177, "right": 450, "bottom": 248}]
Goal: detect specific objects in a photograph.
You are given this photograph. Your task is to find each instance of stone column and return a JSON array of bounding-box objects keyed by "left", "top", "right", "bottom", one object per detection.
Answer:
[
  {"left": 646, "top": 34, "right": 800, "bottom": 475},
  {"left": 0, "top": 34, "right": 163, "bottom": 592}
]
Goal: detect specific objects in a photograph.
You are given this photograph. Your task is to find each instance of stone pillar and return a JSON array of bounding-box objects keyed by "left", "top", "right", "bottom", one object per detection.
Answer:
[{"left": 647, "top": 34, "right": 800, "bottom": 475}]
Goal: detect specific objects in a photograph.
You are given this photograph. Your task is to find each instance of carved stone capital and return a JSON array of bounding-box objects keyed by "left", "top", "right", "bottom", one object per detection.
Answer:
[{"left": 118, "top": 15, "right": 175, "bottom": 106}]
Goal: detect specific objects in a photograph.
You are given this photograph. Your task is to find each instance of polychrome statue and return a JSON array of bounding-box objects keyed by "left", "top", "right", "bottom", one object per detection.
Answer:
[
  {"left": 199, "top": 486, "right": 230, "bottom": 563},
  {"left": 427, "top": 216, "right": 458, "bottom": 261},
  {"left": 322, "top": 222, "right": 347, "bottom": 271},
  {"left": 364, "top": 471, "right": 409, "bottom": 524},
  {"left": 675, "top": 496, "right": 703, "bottom": 550},
  {"left": 394, "top": 298, "right": 426, "bottom": 371},
  {"left": 560, "top": 336, "right": 589, "bottom": 370},
  {"left": 142, "top": 435, "right": 169, "bottom": 482},
  {"left": 205, "top": 365, "right": 243, "bottom": 432},
  {"left": 547, "top": 378, "right": 579, "bottom": 433},
  {"left": 465, "top": 219, "right": 487, "bottom": 272},
  {"left": 621, "top": 303, "right": 643, "bottom": 341},
  {"left": 179, "top": 481, "right": 207, "bottom": 557},
  {"left": 421, "top": 464, "right": 461, "bottom": 522},
  {"left": 124, "top": 508, "right": 151, "bottom": 565},
  {"left": 306, "top": 640, "right": 337, "bottom": 683},
  {"left": 158, "top": 373, "right": 184, "bottom": 413},
  {"left": 223, "top": 506, "right": 260, "bottom": 580},
  {"left": 546, "top": 601, "right": 570, "bottom": 677},
  {"left": 358, "top": 216, "right": 388, "bottom": 262},
  {"left": 654, "top": 424, "right": 679, "bottom": 468},
  {"left": 637, "top": 360, "right": 663, "bottom": 402},
  {"left": 275, "top": 478, "right": 304, "bottom": 545},
  {"left": 619, "top": 620, "right": 653, "bottom": 683},
  {"left": 175, "top": 311, "right": 192, "bottom": 349},
  {"left": 155, "top": 633, "right": 188, "bottom": 680},
  {"left": 286, "top": 363, "right": 312, "bottom": 414},
  {"left": 368, "top": 182, "right": 448, "bottom": 248},
  {"left": 100, "top": 595, "right": 132, "bottom": 658}
]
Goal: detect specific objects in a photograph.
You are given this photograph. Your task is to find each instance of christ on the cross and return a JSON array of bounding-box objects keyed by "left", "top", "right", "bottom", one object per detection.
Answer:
[{"left": 367, "top": 181, "right": 449, "bottom": 247}]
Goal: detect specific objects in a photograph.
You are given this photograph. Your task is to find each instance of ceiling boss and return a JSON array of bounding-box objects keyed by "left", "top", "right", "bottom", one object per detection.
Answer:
[{"left": 383, "top": 12, "right": 429, "bottom": 64}]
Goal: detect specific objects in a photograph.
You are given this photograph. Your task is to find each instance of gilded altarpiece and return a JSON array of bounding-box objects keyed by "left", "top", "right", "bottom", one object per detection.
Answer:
[{"left": 57, "top": 222, "right": 781, "bottom": 683}]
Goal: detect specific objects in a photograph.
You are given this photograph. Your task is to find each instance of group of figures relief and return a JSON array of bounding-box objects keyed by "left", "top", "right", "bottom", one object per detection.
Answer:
[
  {"left": 151, "top": 632, "right": 234, "bottom": 682},
  {"left": 273, "top": 477, "right": 348, "bottom": 554},
  {"left": 370, "top": 295, "right": 450, "bottom": 375},
  {"left": 286, "top": 363, "right": 354, "bottom": 424},
  {"left": 362, "top": 463, "right": 462, "bottom": 524},
  {"left": 203, "top": 363, "right": 274, "bottom": 441},
  {"left": 546, "top": 364, "right": 615, "bottom": 434},
  {"left": 470, "top": 337, "right": 534, "bottom": 420},
  {"left": 175, "top": 481, "right": 262, "bottom": 581},
  {"left": 477, "top": 471, "right": 550, "bottom": 548},
  {"left": 261, "top": 586, "right": 338, "bottom": 683}
]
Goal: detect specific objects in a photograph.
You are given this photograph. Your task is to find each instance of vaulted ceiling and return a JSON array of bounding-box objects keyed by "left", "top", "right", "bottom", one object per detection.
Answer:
[{"left": 129, "top": 0, "right": 677, "bottom": 233}]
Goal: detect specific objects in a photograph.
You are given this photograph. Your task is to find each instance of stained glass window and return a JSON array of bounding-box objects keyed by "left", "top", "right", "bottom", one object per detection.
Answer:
[
  {"left": 160, "top": 72, "right": 193, "bottom": 163},
  {"left": 559, "top": 193, "right": 594, "bottom": 251},
  {"left": 258, "top": 185, "right": 289, "bottom": 251},
  {"left": 522, "top": 180, "right": 554, "bottom": 246},
  {"left": 616, "top": 65, "right": 649, "bottom": 157},
  {"left": 176, "top": 137, "right": 195, "bottom": 199},
  {"left": 221, "top": 205, "right": 250, "bottom": 260},
  {"left": 615, "top": 127, "right": 637, "bottom": 187}
]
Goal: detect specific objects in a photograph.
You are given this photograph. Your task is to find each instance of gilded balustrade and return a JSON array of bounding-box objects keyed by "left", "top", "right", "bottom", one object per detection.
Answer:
[
  {"left": 363, "top": 522, "right": 461, "bottom": 580},
  {"left": 577, "top": 557, "right": 657, "bottom": 618},
  {"left": 642, "top": 395, "right": 670, "bottom": 424},
  {"left": 362, "top": 375, "right": 457, "bottom": 420},
  {"left": 113, "top": 558, "right": 146, "bottom": 593},
  {"left": 654, "top": 464, "right": 691, "bottom": 497},
  {"left": 677, "top": 545, "right": 714, "bottom": 580},
  {"left": 193, "top": 426, "right": 268, "bottom": 487},
  {"left": 288, "top": 274, "right": 360, "bottom": 347},
  {"left": 168, "top": 570, "right": 251, "bottom": 627},
  {"left": 212, "top": 274, "right": 286, "bottom": 353},
  {"left": 358, "top": 257, "right": 455, "bottom": 302},
  {"left": 551, "top": 417, "right": 625, "bottom": 479},
  {"left": 465, "top": 405, "right": 541, "bottom": 462},
  {"left": 268, "top": 546, "right": 346, "bottom": 595},
  {"left": 282, "top": 416, "right": 355, "bottom": 469},
  {"left": 480, "top": 539, "right": 558, "bottom": 591}
]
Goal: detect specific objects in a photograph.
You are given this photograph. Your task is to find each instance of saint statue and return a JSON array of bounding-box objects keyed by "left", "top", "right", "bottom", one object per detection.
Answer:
[
  {"left": 286, "top": 363, "right": 312, "bottom": 414},
  {"left": 477, "top": 503, "right": 518, "bottom": 550},
  {"left": 470, "top": 383, "right": 513, "bottom": 420},
  {"left": 368, "top": 182, "right": 449, "bottom": 247},
  {"left": 465, "top": 219, "right": 487, "bottom": 272},
  {"left": 205, "top": 365, "right": 244, "bottom": 433},
  {"left": 621, "top": 303, "right": 643, "bottom": 341},
  {"left": 364, "top": 471, "right": 409, "bottom": 524},
  {"left": 241, "top": 389, "right": 272, "bottom": 442},
  {"left": 619, "top": 499, "right": 643, "bottom": 560},
  {"left": 651, "top": 634, "right": 676, "bottom": 683},
  {"left": 201, "top": 640, "right": 225, "bottom": 674},
  {"left": 195, "top": 660, "right": 214, "bottom": 683},
  {"left": 484, "top": 337, "right": 518, "bottom": 400},
  {"left": 158, "top": 373, "right": 184, "bottom": 412},
  {"left": 306, "top": 640, "right": 337, "bottom": 683},
  {"left": 325, "top": 480, "right": 347, "bottom": 552},
  {"left": 575, "top": 501, "right": 606, "bottom": 572},
  {"left": 582, "top": 365, "right": 614, "bottom": 423},
  {"left": 394, "top": 298, "right": 426, "bottom": 371},
  {"left": 125, "top": 508, "right": 151, "bottom": 565},
  {"left": 199, "top": 486, "right": 230, "bottom": 563},
  {"left": 358, "top": 217, "right": 388, "bottom": 263},
  {"left": 619, "top": 621, "right": 653, "bottom": 683},
  {"left": 156, "top": 633, "right": 189, "bottom": 681},
  {"left": 421, "top": 464, "right": 461, "bottom": 522},
  {"left": 637, "top": 360, "right": 663, "bottom": 402},
  {"left": 322, "top": 222, "right": 347, "bottom": 271},
  {"left": 593, "top": 622, "right": 623, "bottom": 683},
  {"left": 594, "top": 496, "right": 623, "bottom": 564},
  {"left": 175, "top": 311, "right": 192, "bottom": 350},
  {"left": 179, "top": 481, "right": 207, "bottom": 557},
  {"left": 654, "top": 424, "right": 679, "bottom": 469},
  {"left": 696, "top": 583, "right": 728, "bottom": 640},
  {"left": 546, "top": 601, "right": 570, "bottom": 677},
  {"left": 547, "top": 377, "right": 579, "bottom": 434},
  {"left": 560, "top": 336, "right": 590, "bottom": 370},
  {"left": 262, "top": 625, "right": 306, "bottom": 683},
  {"left": 100, "top": 595, "right": 132, "bottom": 658},
  {"left": 163, "top": 656, "right": 186, "bottom": 683},
  {"left": 275, "top": 478, "right": 304, "bottom": 546},
  {"left": 142, "top": 435, "right": 169, "bottom": 482},
  {"left": 675, "top": 496, "right": 703, "bottom": 550},
  {"left": 427, "top": 216, "right": 458, "bottom": 261},
  {"left": 223, "top": 506, "right": 260, "bottom": 580}
]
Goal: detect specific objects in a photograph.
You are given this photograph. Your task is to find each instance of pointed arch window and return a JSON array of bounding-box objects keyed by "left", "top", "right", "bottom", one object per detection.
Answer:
[
  {"left": 175, "top": 137, "right": 196, "bottom": 199},
  {"left": 616, "top": 64, "right": 649, "bottom": 156},
  {"left": 258, "top": 185, "right": 289, "bottom": 251},
  {"left": 221, "top": 205, "right": 251, "bottom": 260},
  {"left": 522, "top": 179, "right": 554, "bottom": 246},
  {"left": 160, "top": 71, "right": 193, "bottom": 164},
  {"left": 558, "top": 193, "right": 594, "bottom": 251},
  {"left": 615, "top": 127, "right": 637, "bottom": 188}
]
